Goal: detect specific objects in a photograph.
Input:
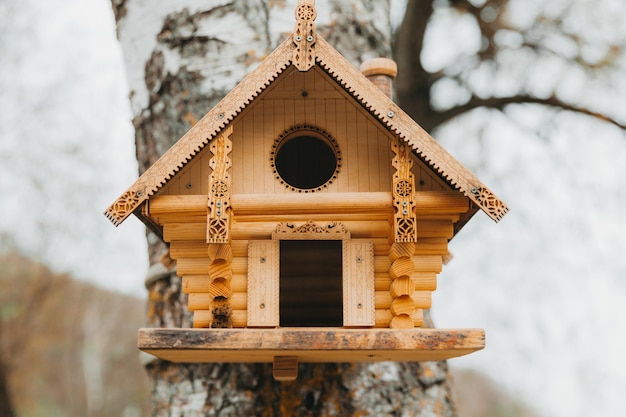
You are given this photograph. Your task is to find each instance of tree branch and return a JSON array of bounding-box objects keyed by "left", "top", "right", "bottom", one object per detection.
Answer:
[
  {"left": 432, "top": 94, "right": 626, "bottom": 130},
  {"left": 394, "top": 0, "right": 437, "bottom": 124}
]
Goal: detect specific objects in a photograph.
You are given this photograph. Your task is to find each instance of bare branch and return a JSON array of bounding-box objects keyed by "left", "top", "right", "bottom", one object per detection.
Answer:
[
  {"left": 394, "top": 0, "right": 438, "bottom": 124},
  {"left": 432, "top": 94, "right": 626, "bottom": 130}
]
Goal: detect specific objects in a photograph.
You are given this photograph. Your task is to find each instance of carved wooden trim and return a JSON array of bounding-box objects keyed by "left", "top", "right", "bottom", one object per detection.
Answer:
[
  {"left": 106, "top": 27, "right": 508, "bottom": 230},
  {"left": 391, "top": 137, "right": 418, "bottom": 243},
  {"left": 104, "top": 37, "right": 294, "bottom": 226},
  {"left": 207, "top": 126, "right": 233, "bottom": 243},
  {"left": 104, "top": 190, "right": 141, "bottom": 226},
  {"left": 292, "top": 0, "right": 317, "bottom": 71},
  {"left": 314, "top": 36, "right": 508, "bottom": 222},
  {"left": 473, "top": 186, "right": 508, "bottom": 222},
  {"left": 272, "top": 220, "right": 349, "bottom": 240}
]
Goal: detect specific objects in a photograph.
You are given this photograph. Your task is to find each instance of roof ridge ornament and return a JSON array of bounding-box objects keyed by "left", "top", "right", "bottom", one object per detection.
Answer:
[{"left": 293, "top": 0, "right": 317, "bottom": 71}]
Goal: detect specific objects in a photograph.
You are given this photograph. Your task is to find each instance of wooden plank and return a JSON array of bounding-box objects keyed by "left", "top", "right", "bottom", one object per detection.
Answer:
[
  {"left": 415, "top": 238, "right": 449, "bottom": 255},
  {"left": 194, "top": 310, "right": 248, "bottom": 328},
  {"left": 178, "top": 257, "right": 247, "bottom": 276},
  {"left": 375, "top": 273, "right": 437, "bottom": 292},
  {"left": 416, "top": 220, "right": 454, "bottom": 239},
  {"left": 356, "top": 111, "right": 370, "bottom": 191},
  {"left": 183, "top": 275, "right": 247, "bottom": 294},
  {"left": 138, "top": 327, "right": 485, "bottom": 363},
  {"left": 252, "top": 105, "right": 265, "bottom": 193},
  {"left": 375, "top": 291, "right": 432, "bottom": 309},
  {"left": 247, "top": 240, "right": 280, "bottom": 327},
  {"left": 163, "top": 223, "right": 206, "bottom": 242},
  {"left": 273, "top": 356, "right": 298, "bottom": 381},
  {"left": 264, "top": 90, "right": 344, "bottom": 100},
  {"left": 150, "top": 195, "right": 207, "bottom": 215},
  {"left": 197, "top": 309, "right": 419, "bottom": 329},
  {"left": 374, "top": 256, "right": 442, "bottom": 274},
  {"left": 188, "top": 293, "right": 246, "bottom": 311},
  {"left": 342, "top": 241, "right": 375, "bottom": 326},
  {"left": 170, "top": 241, "right": 209, "bottom": 259},
  {"left": 262, "top": 101, "right": 275, "bottom": 194},
  {"left": 231, "top": 192, "right": 393, "bottom": 215},
  {"left": 231, "top": 220, "right": 390, "bottom": 241},
  {"left": 171, "top": 240, "right": 247, "bottom": 259},
  {"left": 375, "top": 309, "right": 423, "bottom": 328},
  {"left": 233, "top": 212, "right": 391, "bottom": 224}
]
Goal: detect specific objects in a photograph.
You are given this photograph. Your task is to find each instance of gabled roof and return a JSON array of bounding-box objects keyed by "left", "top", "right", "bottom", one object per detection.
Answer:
[{"left": 105, "top": 2, "right": 508, "bottom": 228}]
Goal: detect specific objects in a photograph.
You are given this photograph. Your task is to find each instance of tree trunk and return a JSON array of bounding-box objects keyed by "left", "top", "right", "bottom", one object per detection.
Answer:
[{"left": 111, "top": 1, "right": 457, "bottom": 415}]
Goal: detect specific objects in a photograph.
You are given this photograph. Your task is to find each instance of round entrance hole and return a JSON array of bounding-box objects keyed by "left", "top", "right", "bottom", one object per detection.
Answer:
[{"left": 272, "top": 128, "right": 340, "bottom": 191}]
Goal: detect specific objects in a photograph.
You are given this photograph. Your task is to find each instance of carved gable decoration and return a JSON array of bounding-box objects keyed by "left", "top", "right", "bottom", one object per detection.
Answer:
[{"left": 105, "top": 0, "right": 508, "bottom": 231}]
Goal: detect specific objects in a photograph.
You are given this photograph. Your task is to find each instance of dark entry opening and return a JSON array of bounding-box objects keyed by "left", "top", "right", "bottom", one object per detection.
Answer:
[
  {"left": 275, "top": 135, "right": 337, "bottom": 190},
  {"left": 279, "top": 240, "right": 343, "bottom": 327}
]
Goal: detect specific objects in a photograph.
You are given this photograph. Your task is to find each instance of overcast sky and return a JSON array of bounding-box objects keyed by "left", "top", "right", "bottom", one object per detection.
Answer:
[{"left": 1, "top": 1, "right": 626, "bottom": 417}]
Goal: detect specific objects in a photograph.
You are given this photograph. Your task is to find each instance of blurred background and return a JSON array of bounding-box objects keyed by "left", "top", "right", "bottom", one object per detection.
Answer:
[{"left": 0, "top": 0, "right": 625, "bottom": 416}]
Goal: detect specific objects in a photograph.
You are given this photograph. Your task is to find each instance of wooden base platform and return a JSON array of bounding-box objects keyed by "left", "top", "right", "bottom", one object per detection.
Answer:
[{"left": 138, "top": 328, "right": 485, "bottom": 363}]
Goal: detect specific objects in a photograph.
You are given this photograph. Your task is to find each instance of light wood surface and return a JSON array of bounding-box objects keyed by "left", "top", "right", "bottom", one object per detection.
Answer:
[{"left": 137, "top": 327, "right": 485, "bottom": 363}]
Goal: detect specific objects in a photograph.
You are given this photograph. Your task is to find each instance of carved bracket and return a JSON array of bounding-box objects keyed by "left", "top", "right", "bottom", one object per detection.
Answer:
[
  {"left": 473, "top": 186, "right": 508, "bottom": 222},
  {"left": 391, "top": 137, "right": 418, "bottom": 243},
  {"left": 207, "top": 126, "right": 233, "bottom": 244},
  {"left": 293, "top": 0, "right": 317, "bottom": 71},
  {"left": 273, "top": 220, "right": 349, "bottom": 240}
]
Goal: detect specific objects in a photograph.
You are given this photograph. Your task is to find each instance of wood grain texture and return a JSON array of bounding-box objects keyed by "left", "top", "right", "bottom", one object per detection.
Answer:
[
  {"left": 137, "top": 327, "right": 485, "bottom": 363},
  {"left": 106, "top": 32, "right": 507, "bottom": 229}
]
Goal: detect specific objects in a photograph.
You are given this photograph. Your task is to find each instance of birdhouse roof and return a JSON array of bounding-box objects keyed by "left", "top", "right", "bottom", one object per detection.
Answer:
[{"left": 105, "top": 5, "right": 507, "bottom": 230}]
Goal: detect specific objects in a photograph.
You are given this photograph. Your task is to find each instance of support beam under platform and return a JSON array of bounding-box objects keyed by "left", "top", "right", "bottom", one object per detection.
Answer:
[{"left": 138, "top": 328, "right": 485, "bottom": 363}]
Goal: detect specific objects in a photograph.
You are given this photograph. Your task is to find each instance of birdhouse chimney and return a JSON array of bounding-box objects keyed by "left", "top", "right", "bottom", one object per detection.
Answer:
[{"left": 360, "top": 57, "right": 398, "bottom": 99}]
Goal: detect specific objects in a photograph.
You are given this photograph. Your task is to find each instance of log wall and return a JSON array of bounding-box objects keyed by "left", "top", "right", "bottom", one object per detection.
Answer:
[{"left": 148, "top": 192, "right": 468, "bottom": 329}]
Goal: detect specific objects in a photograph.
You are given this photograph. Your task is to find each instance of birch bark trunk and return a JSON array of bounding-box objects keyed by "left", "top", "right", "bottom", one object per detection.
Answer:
[{"left": 111, "top": 1, "right": 456, "bottom": 415}]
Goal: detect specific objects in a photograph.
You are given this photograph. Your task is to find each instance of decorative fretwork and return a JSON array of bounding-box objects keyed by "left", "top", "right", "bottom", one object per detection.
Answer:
[
  {"left": 273, "top": 220, "right": 349, "bottom": 240},
  {"left": 293, "top": 0, "right": 317, "bottom": 71},
  {"left": 473, "top": 186, "right": 509, "bottom": 222},
  {"left": 105, "top": 190, "right": 141, "bottom": 226},
  {"left": 207, "top": 126, "right": 233, "bottom": 244},
  {"left": 391, "top": 137, "right": 418, "bottom": 242}
]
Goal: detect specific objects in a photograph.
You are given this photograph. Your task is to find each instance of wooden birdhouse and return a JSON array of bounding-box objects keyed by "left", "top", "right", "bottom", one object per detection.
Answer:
[{"left": 106, "top": 0, "right": 507, "bottom": 381}]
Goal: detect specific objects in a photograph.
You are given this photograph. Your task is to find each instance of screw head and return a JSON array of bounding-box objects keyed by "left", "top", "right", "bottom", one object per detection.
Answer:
[
  {"left": 306, "top": 35, "right": 314, "bottom": 42},
  {"left": 295, "top": 35, "right": 302, "bottom": 42},
  {"left": 387, "top": 111, "right": 395, "bottom": 118}
]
